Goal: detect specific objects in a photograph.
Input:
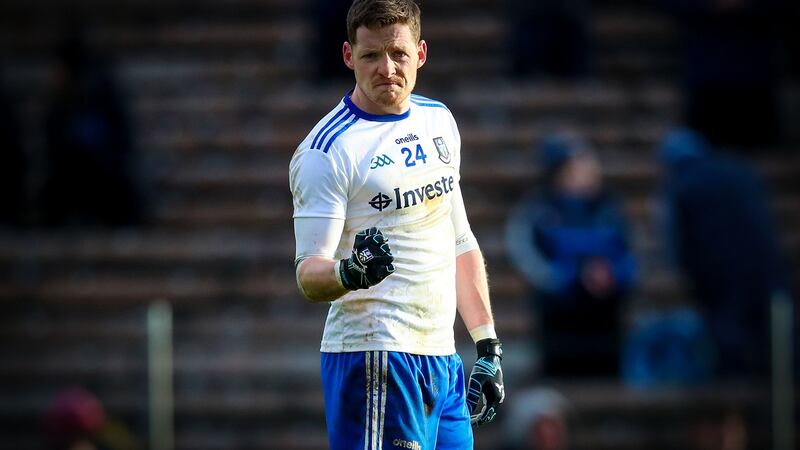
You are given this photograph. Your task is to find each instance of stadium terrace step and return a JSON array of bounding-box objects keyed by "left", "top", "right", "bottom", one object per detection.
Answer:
[
  {"left": 2, "top": 276, "right": 228, "bottom": 305},
  {"left": 0, "top": 425, "right": 331, "bottom": 450},
  {"left": 591, "top": 9, "right": 680, "bottom": 80},
  {"left": 0, "top": 312, "right": 324, "bottom": 348},
  {"left": 0, "top": 231, "right": 289, "bottom": 265},
  {"left": 174, "top": 430, "right": 329, "bottom": 450},
  {"left": 160, "top": 164, "right": 289, "bottom": 189},
  {"left": 154, "top": 202, "right": 293, "bottom": 228},
  {"left": 449, "top": 81, "right": 680, "bottom": 113},
  {"left": 0, "top": 390, "right": 327, "bottom": 429},
  {"left": 595, "top": 52, "right": 679, "bottom": 80},
  {"left": 555, "top": 381, "right": 768, "bottom": 414},
  {"left": 0, "top": 0, "right": 305, "bottom": 19},
  {"left": 0, "top": 0, "right": 498, "bottom": 22},
  {"left": 0, "top": 20, "right": 311, "bottom": 53},
  {"left": 0, "top": 350, "right": 322, "bottom": 385},
  {"left": 593, "top": 9, "right": 676, "bottom": 45},
  {"left": 0, "top": 273, "right": 315, "bottom": 305},
  {"left": 559, "top": 382, "right": 771, "bottom": 450}
]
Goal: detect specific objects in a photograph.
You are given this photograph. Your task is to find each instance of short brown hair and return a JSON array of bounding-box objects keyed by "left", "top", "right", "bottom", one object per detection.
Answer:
[{"left": 346, "top": 0, "right": 422, "bottom": 44}]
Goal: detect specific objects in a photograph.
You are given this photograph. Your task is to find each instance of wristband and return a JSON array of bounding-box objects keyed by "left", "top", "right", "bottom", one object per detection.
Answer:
[
  {"left": 336, "top": 258, "right": 361, "bottom": 291},
  {"left": 475, "top": 338, "right": 503, "bottom": 359},
  {"left": 333, "top": 260, "right": 345, "bottom": 289},
  {"left": 469, "top": 324, "right": 497, "bottom": 343}
]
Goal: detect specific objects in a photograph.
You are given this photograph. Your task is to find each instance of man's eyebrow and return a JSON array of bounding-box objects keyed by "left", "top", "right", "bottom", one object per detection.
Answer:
[{"left": 356, "top": 45, "right": 381, "bottom": 53}]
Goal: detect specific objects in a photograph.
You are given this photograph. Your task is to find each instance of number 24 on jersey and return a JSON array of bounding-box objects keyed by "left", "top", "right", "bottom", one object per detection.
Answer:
[{"left": 401, "top": 144, "right": 428, "bottom": 167}]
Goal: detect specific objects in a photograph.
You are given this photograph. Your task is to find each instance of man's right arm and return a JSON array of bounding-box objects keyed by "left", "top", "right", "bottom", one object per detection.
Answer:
[
  {"left": 294, "top": 218, "right": 395, "bottom": 302},
  {"left": 290, "top": 144, "right": 394, "bottom": 301},
  {"left": 294, "top": 217, "right": 348, "bottom": 303},
  {"left": 296, "top": 256, "right": 349, "bottom": 303}
]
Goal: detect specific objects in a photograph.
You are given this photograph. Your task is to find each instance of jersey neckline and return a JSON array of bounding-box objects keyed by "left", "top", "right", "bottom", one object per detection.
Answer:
[{"left": 343, "top": 91, "right": 411, "bottom": 122}]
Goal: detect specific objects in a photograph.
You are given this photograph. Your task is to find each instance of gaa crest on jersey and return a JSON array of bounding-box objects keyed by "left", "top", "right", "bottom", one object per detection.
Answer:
[
  {"left": 370, "top": 154, "right": 395, "bottom": 169},
  {"left": 433, "top": 137, "right": 450, "bottom": 164}
]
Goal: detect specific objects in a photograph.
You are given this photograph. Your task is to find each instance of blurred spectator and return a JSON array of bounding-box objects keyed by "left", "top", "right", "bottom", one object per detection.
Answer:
[
  {"left": 43, "top": 387, "right": 141, "bottom": 450},
  {"left": 690, "top": 409, "right": 749, "bottom": 450},
  {"left": 658, "top": 127, "right": 790, "bottom": 379},
  {"left": 622, "top": 307, "right": 715, "bottom": 390},
  {"left": 41, "top": 27, "right": 144, "bottom": 227},
  {"left": 502, "top": 387, "right": 570, "bottom": 450},
  {"left": 0, "top": 67, "right": 28, "bottom": 226},
  {"left": 44, "top": 387, "right": 106, "bottom": 450},
  {"left": 506, "top": 133, "right": 637, "bottom": 378},
  {"left": 660, "top": 0, "right": 788, "bottom": 149},
  {"left": 310, "top": 0, "right": 352, "bottom": 82},
  {"left": 505, "top": 0, "right": 592, "bottom": 79}
]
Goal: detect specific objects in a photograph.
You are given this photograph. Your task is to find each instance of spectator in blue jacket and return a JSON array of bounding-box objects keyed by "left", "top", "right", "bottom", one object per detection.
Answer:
[
  {"left": 506, "top": 132, "right": 637, "bottom": 378},
  {"left": 659, "top": 128, "right": 790, "bottom": 379}
]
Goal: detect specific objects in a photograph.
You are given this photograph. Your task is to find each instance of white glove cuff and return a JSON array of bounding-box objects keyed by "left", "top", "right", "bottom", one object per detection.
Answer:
[
  {"left": 469, "top": 324, "right": 497, "bottom": 343},
  {"left": 333, "top": 260, "right": 345, "bottom": 289}
]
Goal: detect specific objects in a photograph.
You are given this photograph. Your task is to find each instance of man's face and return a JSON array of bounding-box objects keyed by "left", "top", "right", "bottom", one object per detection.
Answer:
[
  {"left": 343, "top": 23, "right": 427, "bottom": 114},
  {"left": 555, "top": 155, "right": 603, "bottom": 197}
]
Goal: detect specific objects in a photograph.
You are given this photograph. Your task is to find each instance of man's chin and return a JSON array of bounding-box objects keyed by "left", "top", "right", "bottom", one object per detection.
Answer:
[{"left": 375, "top": 91, "right": 409, "bottom": 109}]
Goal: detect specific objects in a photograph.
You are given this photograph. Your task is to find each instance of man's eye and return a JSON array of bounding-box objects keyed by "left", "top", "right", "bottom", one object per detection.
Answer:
[
  {"left": 393, "top": 52, "right": 408, "bottom": 59},
  {"left": 362, "top": 53, "right": 377, "bottom": 59}
]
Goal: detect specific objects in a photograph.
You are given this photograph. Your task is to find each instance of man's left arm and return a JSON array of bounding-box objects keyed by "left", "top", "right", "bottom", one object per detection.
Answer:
[
  {"left": 456, "top": 250, "right": 493, "bottom": 333},
  {"left": 451, "top": 183, "right": 505, "bottom": 427}
]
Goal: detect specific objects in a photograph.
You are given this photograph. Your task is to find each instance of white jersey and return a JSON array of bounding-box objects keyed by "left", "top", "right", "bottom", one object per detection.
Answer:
[{"left": 289, "top": 93, "right": 478, "bottom": 355}]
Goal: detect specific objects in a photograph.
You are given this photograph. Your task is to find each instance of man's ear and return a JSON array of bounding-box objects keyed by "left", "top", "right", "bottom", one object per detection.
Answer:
[
  {"left": 417, "top": 40, "right": 427, "bottom": 69},
  {"left": 343, "top": 41, "right": 355, "bottom": 70}
]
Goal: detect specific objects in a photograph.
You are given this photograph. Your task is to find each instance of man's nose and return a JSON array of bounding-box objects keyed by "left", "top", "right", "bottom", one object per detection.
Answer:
[{"left": 376, "top": 54, "right": 395, "bottom": 77}]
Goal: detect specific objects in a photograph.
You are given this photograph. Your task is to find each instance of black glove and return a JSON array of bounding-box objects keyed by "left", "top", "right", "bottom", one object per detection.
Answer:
[
  {"left": 466, "top": 338, "right": 505, "bottom": 427},
  {"left": 338, "top": 227, "right": 395, "bottom": 290}
]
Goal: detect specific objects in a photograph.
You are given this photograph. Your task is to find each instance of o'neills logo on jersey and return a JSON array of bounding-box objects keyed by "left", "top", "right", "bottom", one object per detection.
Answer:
[
  {"left": 394, "top": 133, "right": 419, "bottom": 144},
  {"left": 369, "top": 176, "right": 455, "bottom": 211}
]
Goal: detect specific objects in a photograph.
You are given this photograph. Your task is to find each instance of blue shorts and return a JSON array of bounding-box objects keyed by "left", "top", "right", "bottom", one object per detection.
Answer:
[{"left": 321, "top": 351, "right": 473, "bottom": 450}]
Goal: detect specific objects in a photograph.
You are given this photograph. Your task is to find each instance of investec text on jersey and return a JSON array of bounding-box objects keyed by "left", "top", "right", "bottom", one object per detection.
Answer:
[{"left": 369, "top": 175, "right": 455, "bottom": 211}]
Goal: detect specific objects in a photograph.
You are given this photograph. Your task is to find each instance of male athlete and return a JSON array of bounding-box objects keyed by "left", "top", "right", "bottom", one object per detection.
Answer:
[{"left": 289, "top": 0, "right": 504, "bottom": 448}]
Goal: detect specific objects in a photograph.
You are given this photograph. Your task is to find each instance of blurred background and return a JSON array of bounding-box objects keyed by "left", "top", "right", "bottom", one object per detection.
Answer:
[{"left": 0, "top": 0, "right": 798, "bottom": 449}]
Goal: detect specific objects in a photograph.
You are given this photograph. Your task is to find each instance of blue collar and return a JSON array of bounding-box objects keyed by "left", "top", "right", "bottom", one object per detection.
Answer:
[{"left": 343, "top": 91, "right": 410, "bottom": 122}]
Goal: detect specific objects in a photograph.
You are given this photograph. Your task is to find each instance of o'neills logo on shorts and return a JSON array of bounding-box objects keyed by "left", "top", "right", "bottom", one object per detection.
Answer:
[{"left": 393, "top": 438, "right": 422, "bottom": 450}]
